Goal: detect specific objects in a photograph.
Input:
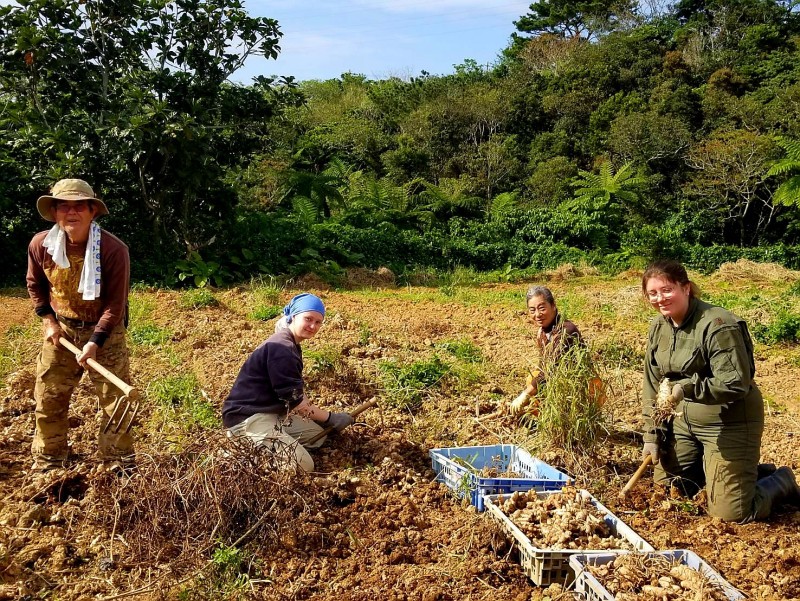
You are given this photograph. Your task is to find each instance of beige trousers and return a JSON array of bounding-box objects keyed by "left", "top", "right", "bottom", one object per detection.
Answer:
[
  {"left": 33, "top": 322, "right": 132, "bottom": 464},
  {"left": 226, "top": 413, "right": 328, "bottom": 472}
]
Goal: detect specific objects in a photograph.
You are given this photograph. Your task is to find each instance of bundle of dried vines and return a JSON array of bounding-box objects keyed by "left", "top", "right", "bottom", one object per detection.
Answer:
[{"left": 93, "top": 432, "right": 317, "bottom": 565}]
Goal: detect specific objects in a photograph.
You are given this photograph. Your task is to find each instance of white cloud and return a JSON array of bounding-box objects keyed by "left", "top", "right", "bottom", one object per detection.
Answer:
[{"left": 280, "top": 31, "right": 359, "bottom": 59}]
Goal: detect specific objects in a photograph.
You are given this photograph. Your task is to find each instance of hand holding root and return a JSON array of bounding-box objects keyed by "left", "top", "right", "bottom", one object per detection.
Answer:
[
  {"left": 509, "top": 391, "right": 531, "bottom": 415},
  {"left": 652, "top": 379, "right": 683, "bottom": 427}
]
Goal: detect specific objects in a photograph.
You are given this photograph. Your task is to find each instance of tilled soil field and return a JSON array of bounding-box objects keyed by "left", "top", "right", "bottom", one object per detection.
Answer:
[{"left": 1, "top": 262, "right": 799, "bottom": 600}]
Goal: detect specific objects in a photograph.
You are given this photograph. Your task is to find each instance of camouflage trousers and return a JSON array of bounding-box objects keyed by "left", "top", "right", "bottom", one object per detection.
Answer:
[{"left": 32, "top": 322, "right": 132, "bottom": 465}]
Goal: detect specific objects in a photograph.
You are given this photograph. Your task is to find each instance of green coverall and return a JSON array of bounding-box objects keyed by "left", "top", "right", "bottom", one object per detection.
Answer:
[{"left": 642, "top": 297, "right": 769, "bottom": 522}]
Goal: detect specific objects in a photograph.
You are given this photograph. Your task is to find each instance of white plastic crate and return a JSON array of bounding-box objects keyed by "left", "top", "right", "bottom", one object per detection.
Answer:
[
  {"left": 429, "top": 444, "right": 569, "bottom": 511},
  {"left": 484, "top": 489, "right": 655, "bottom": 586},
  {"left": 569, "top": 549, "right": 745, "bottom": 600}
]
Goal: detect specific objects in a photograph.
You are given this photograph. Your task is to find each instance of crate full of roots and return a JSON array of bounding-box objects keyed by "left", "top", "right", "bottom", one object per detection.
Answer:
[
  {"left": 429, "top": 444, "right": 570, "bottom": 511},
  {"left": 484, "top": 486, "right": 655, "bottom": 586},
  {"left": 568, "top": 550, "right": 745, "bottom": 600}
]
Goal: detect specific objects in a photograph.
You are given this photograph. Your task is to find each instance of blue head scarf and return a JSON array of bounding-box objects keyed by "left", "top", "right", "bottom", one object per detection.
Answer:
[{"left": 283, "top": 293, "right": 325, "bottom": 323}]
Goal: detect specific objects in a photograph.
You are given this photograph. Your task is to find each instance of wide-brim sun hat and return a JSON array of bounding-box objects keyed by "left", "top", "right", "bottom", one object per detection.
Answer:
[{"left": 36, "top": 178, "right": 109, "bottom": 222}]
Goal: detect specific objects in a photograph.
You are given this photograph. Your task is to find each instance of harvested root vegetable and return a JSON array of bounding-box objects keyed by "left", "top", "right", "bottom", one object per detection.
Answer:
[
  {"left": 585, "top": 552, "right": 731, "bottom": 600},
  {"left": 479, "top": 466, "right": 521, "bottom": 478},
  {"left": 497, "top": 486, "right": 635, "bottom": 550},
  {"left": 652, "top": 378, "right": 682, "bottom": 427}
]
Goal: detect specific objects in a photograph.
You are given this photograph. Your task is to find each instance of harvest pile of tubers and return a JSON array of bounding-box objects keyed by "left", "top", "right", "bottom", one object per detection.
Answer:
[
  {"left": 585, "top": 553, "right": 731, "bottom": 600},
  {"left": 652, "top": 378, "right": 682, "bottom": 426},
  {"left": 498, "top": 486, "right": 635, "bottom": 550}
]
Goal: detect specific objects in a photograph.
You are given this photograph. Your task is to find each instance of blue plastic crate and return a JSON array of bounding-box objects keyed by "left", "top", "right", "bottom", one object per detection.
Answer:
[
  {"left": 569, "top": 550, "right": 745, "bottom": 600},
  {"left": 429, "top": 444, "right": 569, "bottom": 511},
  {"left": 484, "top": 489, "right": 655, "bottom": 586}
]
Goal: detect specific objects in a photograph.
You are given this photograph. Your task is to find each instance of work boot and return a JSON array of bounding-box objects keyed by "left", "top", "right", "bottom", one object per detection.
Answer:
[
  {"left": 757, "top": 463, "right": 777, "bottom": 480},
  {"left": 755, "top": 467, "right": 800, "bottom": 519}
]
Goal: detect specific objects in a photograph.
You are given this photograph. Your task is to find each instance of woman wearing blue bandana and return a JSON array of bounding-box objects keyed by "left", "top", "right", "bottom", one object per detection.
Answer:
[{"left": 222, "top": 293, "right": 353, "bottom": 471}]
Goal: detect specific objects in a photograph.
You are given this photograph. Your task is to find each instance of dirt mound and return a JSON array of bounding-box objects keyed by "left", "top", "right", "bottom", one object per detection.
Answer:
[
  {"left": 344, "top": 266, "right": 397, "bottom": 289},
  {"left": 545, "top": 262, "right": 600, "bottom": 281},
  {"left": 291, "top": 272, "right": 332, "bottom": 291}
]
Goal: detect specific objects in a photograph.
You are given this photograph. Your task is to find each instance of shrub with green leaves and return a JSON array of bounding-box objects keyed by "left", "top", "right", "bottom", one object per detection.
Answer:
[
  {"left": 522, "top": 344, "right": 605, "bottom": 453},
  {"left": 752, "top": 312, "right": 800, "bottom": 344},
  {"left": 378, "top": 355, "right": 450, "bottom": 409},
  {"left": 179, "top": 288, "right": 219, "bottom": 309}
]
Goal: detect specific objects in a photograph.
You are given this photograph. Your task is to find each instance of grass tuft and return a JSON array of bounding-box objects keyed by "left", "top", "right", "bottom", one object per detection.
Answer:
[
  {"left": 148, "top": 374, "right": 216, "bottom": 430},
  {"left": 523, "top": 344, "right": 606, "bottom": 453},
  {"left": 180, "top": 288, "right": 219, "bottom": 309},
  {"left": 379, "top": 355, "right": 450, "bottom": 409}
]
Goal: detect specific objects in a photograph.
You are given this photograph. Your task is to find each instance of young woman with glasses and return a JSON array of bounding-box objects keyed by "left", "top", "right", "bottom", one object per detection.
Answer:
[{"left": 641, "top": 259, "right": 799, "bottom": 521}]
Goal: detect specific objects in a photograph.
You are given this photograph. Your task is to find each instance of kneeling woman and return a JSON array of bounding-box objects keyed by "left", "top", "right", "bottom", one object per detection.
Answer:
[
  {"left": 510, "top": 285, "right": 586, "bottom": 414},
  {"left": 641, "top": 260, "right": 799, "bottom": 521},
  {"left": 222, "top": 293, "right": 352, "bottom": 472}
]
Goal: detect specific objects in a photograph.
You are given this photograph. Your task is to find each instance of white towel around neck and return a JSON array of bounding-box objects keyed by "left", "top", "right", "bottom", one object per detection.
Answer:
[{"left": 42, "top": 221, "right": 102, "bottom": 300}]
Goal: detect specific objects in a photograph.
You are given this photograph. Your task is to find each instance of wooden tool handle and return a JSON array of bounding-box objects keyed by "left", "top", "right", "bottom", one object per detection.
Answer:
[
  {"left": 59, "top": 336, "right": 138, "bottom": 400},
  {"left": 306, "top": 397, "right": 379, "bottom": 445},
  {"left": 620, "top": 454, "right": 653, "bottom": 498}
]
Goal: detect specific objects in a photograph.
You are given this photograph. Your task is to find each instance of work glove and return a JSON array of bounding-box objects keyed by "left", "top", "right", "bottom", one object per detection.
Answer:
[
  {"left": 324, "top": 411, "right": 354, "bottom": 432},
  {"left": 642, "top": 442, "right": 660, "bottom": 465},
  {"left": 509, "top": 391, "right": 530, "bottom": 415},
  {"left": 670, "top": 384, "right": 684, "bottom": 405}
]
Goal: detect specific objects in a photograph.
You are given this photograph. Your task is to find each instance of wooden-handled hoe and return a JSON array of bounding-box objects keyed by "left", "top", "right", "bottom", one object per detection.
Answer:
[
  {"left": 306, "top": 396, "right": 380, "bottom": 445},
  {"left": 619, "top": 454, "right": 653, "bottom": 499},
  {"left": 59, "top": 337, "right": 140, "bottom": 435}
]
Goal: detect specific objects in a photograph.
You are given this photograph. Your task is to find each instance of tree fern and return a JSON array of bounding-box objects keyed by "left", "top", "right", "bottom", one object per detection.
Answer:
[
  {"left": 768, "top": 137, "right": 800, "bottom": 207},
  {"left": 489, "top": 191, "right": 520, "bottom": 220},
  {"left": 291, "top": 195, "right": 319, "bottom": 224},
  {"left": 569, "top": 160, "right": 645, "bottom": 211}
]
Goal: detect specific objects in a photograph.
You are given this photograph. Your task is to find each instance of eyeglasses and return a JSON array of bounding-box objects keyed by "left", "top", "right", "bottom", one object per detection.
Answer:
[
  {"left": 646, "top": 288, "right": 676, "bottom": 302},
  {"left": 55, "top": 201, "right": 90, "bottom": 213}
]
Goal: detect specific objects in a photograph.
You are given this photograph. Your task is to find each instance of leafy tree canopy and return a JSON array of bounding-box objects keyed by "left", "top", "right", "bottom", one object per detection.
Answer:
[{"left": 515, "top": 0, "right": 638, "bottom": 39}]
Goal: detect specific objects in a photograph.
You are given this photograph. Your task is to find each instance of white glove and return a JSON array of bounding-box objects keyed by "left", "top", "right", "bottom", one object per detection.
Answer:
[
  {"left": 642, "top": 442, "right": 660, "bottom": 465},
  {"left": 509, "top": 391, "right": 530, "bottom": 415}
]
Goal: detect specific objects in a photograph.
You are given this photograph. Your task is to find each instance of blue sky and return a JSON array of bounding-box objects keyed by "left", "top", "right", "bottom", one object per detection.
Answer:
[{"left": 238, "top": 0, "right": 530, "bottom": 82}]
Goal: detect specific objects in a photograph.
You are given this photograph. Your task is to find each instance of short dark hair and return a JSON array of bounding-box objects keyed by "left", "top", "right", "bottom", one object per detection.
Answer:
[
  {"left": 642, "top": 260, "right": 700, "bottom": 299},
  {"left": 526, "top": 285, "right": 555, "bottom": 305}
]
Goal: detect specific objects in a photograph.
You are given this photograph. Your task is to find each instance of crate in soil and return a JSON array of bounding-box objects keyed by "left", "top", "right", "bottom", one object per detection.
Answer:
[
  {"left": 484, "top": 489, "right": 655, "bottom": 586},
  {"left": 429, "top": 444, "right": 569, "bottom": 511},
  {"left": 569, "top": 549, "right": 745, "bottom": 600}
]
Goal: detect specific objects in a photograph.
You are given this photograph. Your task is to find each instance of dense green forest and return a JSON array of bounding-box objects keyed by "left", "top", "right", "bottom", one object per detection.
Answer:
[{"left": 2, "top": 0, "right": 800, "bottom": 286}]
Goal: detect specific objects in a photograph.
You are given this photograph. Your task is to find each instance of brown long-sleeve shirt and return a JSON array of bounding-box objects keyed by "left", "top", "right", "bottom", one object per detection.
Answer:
[{"left": 27, "top": 228, "right": 130, "bottom": 346}]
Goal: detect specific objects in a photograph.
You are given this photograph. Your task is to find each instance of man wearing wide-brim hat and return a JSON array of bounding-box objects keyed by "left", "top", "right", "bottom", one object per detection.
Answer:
[{"left": 26, "top": 178, "right": 133, "bottom": 470}]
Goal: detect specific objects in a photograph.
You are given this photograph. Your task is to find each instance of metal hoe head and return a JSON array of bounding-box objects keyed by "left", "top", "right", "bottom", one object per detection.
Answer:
[{"left": 104, "top": 395, "right": 140, "bottom": 435}]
